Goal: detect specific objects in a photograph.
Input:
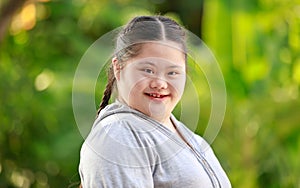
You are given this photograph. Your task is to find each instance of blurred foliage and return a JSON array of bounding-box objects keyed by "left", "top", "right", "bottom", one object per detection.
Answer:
[
  {"left": 202, "top": 0, "right": 300, "bottom": 187},
  {"left": 0, "top": 0, "right": 300, "bottom": 187}
]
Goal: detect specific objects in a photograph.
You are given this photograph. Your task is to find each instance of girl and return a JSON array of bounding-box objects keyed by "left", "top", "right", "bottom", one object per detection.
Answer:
[{"left": 79, "top": 15, "right": 231, "bottom": 188}]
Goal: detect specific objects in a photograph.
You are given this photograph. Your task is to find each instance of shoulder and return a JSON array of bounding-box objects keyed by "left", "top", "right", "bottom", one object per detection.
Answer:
[
  {"left": 88, "top": 113, "right": 155, "bottom": 146},
  {"left": 81, "top": 113, "right": 157, "bottom": 167},
  {"left": 79, "top": 112, "right": 156, "bottom": 187},
  {"left": 192, "top": 134, "right": 232, "bottom": 187},
  {"left": 193, "top": 134, "right": 212, "bottom": 152}
]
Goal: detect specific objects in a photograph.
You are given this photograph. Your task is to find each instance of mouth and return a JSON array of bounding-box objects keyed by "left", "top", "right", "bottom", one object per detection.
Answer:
[{"left": 145, "top": 93, "right": 169, "bottom": 99}]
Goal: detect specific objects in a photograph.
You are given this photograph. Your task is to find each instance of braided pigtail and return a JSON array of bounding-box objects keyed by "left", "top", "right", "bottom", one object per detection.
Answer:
[{"left": 97, "top": 64, "right": 115, "bottom": 116}]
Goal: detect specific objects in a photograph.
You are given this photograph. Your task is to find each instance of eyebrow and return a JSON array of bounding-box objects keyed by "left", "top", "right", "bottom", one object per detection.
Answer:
[
  {"left": 139, "top": 61, "right": 155, "bottom": 66},
  {"left": 139, "top": 61, "right": 184, "bottom": 69}
]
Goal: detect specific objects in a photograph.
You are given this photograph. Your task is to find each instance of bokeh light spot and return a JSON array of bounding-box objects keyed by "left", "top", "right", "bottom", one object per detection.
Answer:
[
  {"left": 35, "top": 69, "right": 54, "bottom": 91},
  {"left": 11, "top": 3, "right": 37, "bottom": 34}
]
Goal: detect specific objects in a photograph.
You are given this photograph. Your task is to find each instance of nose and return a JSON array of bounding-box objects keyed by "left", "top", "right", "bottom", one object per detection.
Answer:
[{"left": 150, "top": 77, "right": 168, "bottom": 89}]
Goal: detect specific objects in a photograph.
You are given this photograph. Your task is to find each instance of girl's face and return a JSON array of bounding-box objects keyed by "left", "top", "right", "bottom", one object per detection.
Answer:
[{"left": 114, "top": 42, "right": 186, "bottom": 123}]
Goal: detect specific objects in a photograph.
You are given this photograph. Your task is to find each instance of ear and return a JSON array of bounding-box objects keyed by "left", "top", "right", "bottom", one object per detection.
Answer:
[{"left": 112, "top": 57, "right": 120, "bottom": 81}]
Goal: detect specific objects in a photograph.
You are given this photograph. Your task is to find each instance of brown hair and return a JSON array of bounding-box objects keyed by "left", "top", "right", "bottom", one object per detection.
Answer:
[{"left": 97, "top": 15, "right": 187, "bottom": 115}]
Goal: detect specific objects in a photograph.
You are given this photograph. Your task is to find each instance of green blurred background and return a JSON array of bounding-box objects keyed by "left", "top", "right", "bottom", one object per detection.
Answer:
[{"left": 1, "top": 0, "right": 299, "bottom": 187}]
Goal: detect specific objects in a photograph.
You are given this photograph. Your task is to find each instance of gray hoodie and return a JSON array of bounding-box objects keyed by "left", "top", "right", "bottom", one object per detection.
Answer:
[{"left": 79, "top": 101, "right": 231, "bottom": 188}]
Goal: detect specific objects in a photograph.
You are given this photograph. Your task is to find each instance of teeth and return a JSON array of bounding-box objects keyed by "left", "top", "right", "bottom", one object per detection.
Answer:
[{"left": 150, "top": 93, "right": 161, "bottom": 98}]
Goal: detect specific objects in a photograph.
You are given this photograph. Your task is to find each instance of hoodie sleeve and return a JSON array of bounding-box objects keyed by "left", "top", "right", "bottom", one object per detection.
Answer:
[{"left": 79, "top": 119, "right": 155, "bottom": 188}]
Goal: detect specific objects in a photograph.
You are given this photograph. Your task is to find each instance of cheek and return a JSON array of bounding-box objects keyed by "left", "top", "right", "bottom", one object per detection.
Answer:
[
  {"left": 132, "top": 79, "right": 150, "bottom": 95},
  {"left": 128, "top": 80, "right": 149, "bottom": 109},
  {"left": 125, "top": 77, "right": 149, "bottom": 99},
  {"left": 121, "top": 68, "right": 144, "bottom": 84},
  {"left": 169, "top": 77, "right": 186, "bottom": 97},
  {"left": 120, "top": 70, "right": 136, "bottom": 91}
]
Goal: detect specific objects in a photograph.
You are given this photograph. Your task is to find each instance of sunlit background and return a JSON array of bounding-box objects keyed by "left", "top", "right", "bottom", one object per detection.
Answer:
[{"left": 1, "top": 0, "right": 300, "bottom": 187}]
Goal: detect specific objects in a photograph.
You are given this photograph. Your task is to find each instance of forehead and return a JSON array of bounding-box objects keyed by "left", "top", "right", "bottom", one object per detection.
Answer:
[{"left": 131, "top": 42, "right": 186, "bottom": 66}]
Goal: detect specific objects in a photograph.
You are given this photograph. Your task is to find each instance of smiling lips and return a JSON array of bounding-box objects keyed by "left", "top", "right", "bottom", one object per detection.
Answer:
[{"left": 145, "top": 93, "right": 169, "bottom": 99}]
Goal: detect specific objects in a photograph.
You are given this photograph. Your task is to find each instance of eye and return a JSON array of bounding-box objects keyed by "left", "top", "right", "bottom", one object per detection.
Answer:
[
  {"left": 143, "top": 68, "right": 154, "bottom": 74},
  {"left": 168, "top": 71, "right": 179, "bottom": 76}
]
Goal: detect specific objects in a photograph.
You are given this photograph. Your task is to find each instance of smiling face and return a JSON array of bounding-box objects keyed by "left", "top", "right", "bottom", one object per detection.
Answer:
[{"left": 114, "top": 42, "right": 186, "bottom": 123}]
